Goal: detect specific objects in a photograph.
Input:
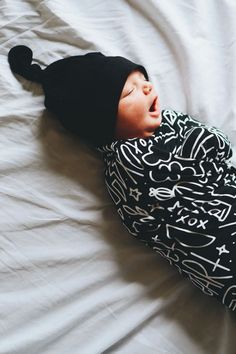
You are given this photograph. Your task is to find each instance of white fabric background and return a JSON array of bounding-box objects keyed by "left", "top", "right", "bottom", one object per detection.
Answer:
[{"left": 1, "top": 1, "right": 236, "bottom": 353}]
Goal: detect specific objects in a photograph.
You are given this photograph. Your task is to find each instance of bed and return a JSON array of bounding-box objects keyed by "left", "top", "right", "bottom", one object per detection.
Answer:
[{"left": 1, "top": 0, "right": 236, "bottom": 353}]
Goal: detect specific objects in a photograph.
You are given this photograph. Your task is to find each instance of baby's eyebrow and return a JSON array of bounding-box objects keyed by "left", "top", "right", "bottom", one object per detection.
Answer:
[{"left": 137, "top": 71, "right": 146, "bottom": 78}]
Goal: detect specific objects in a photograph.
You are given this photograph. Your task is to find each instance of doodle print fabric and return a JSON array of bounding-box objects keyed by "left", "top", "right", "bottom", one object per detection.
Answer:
[{"left": 98, "top": 110, "right": 236, "bottom": 311}]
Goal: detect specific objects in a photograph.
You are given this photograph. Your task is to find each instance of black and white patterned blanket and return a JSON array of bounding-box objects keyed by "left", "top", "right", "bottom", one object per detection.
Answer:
[{"left": 98, "top": 109, "right": 236, "bottom": 311}]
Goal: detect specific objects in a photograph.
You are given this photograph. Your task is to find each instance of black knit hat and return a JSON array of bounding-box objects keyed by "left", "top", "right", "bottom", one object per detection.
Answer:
[{"left": 8, "top": 45, "right": 148, "bottom": 146}]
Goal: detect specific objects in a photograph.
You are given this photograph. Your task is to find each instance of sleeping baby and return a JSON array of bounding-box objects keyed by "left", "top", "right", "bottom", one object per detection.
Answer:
[{"left": 8, "top": 45, "right": 236, "bottom": 311}]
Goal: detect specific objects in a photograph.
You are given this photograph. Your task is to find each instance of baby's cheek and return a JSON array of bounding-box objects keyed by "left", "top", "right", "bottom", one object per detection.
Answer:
[{"left": 134, "top": 102, "right": 146, "bottom": 117}]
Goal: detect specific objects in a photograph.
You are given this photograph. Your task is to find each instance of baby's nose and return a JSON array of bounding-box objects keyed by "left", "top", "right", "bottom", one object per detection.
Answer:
[{"left": 143, "top": 81, "right": 152, "bottom": 94}]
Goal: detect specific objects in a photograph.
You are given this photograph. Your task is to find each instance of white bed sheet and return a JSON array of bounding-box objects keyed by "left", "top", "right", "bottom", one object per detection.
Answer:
[{"left": 1, "top": 0, "right": 236, "bottom": 353}]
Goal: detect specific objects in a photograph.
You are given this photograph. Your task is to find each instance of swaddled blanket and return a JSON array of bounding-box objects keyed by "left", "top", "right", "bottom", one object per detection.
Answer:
[{"left": 98, "top": 109, "right": 236, "bottom": 311}]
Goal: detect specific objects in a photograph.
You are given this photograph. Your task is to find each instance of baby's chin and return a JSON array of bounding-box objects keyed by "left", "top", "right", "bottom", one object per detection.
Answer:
[{"left": 150, "top": 109, "right": 162, "bottom": 127}]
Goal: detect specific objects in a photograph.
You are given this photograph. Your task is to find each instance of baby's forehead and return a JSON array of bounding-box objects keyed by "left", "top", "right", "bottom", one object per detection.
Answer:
[
  {"left": 129, "top": 69, "right": 146, "bottom": 79},
  {"left": 124, "top": 70, "right": 146, "bottom": 85}
]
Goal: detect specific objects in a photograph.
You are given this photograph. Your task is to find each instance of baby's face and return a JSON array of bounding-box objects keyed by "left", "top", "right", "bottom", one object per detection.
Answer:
[{"left": 115, "top": 70, "right": 162, "bottom": 139}]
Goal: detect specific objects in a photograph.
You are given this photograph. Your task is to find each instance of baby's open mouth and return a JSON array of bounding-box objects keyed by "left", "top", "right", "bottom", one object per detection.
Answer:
[{"left": 149, "top": 96, "right": 158, "bottom": 113}]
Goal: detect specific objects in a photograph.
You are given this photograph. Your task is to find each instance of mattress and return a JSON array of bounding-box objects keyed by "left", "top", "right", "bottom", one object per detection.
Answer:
[{"left": 1, "top": 0, "right": 236, "bottom": 353}]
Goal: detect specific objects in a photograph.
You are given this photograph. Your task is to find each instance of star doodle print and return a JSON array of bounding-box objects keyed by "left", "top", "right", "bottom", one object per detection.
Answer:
[{"left": 98, "top": 110, "right": 236, "bottom": 311}]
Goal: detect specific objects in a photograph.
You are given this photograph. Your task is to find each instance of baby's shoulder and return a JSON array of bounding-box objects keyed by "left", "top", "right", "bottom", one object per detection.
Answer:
[
  {"left": 111, "top": 138, "right": 151, "bottom": 165},
  {"left": 102, "top": 136, "right": 173, "bottom": 177}
]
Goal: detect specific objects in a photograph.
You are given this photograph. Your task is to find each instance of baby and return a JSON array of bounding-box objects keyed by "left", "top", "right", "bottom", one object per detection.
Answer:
[{"left": 8, "top": 46, "right": 236, "bottom": 311}]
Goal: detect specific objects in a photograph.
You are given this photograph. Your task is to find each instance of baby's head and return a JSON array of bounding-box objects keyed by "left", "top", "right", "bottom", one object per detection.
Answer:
[
  {"left": 8, "top": 46, "right": 161, "bottom": 146},
  {"left": 116, "top": 70, "right": 161, "bottom": 140}
]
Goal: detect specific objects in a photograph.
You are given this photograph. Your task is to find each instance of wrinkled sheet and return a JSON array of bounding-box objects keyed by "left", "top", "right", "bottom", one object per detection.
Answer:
[{"left": 1, "top": 1, "right": 236, "bottom": 353}]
